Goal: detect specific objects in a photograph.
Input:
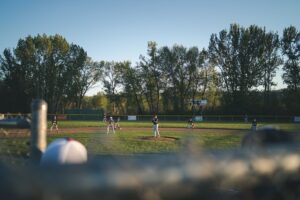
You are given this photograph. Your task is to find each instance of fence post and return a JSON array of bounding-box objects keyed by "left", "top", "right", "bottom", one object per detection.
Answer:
[{"left": 30, "top": 99, "right": 48, "bottom": 164}]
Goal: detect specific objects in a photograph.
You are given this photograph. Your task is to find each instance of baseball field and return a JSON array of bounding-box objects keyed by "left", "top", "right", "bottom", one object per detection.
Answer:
[{"left": 1, "top": 121, "right": 300, "bottom": 160}]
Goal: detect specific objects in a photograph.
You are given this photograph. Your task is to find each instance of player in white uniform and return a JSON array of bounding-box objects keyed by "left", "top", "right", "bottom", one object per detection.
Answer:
[
  {"left": 107, "top": 116, "right": 115, "bottom": 134},
  {"left": 152, "top": 115, "right": 160, "bottom": 137},
  {"left": 50, "top": 115, "right": 58, "bottom": 133}
]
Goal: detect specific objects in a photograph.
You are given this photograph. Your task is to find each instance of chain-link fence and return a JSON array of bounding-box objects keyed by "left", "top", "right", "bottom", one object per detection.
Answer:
[
  {"left": 1, "top": 113, "right": 298, "bottom": 123},
  {"left": 56, "top": 114, "right": 298, "bottom": 123}
]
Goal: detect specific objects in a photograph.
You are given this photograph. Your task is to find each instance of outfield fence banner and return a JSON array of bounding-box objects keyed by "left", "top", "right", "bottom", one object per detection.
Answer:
[
  {"left": 57, "top": 114, "right": 67, "bottom": 120},
  {"left": 194, "top": 116, "right": 203, "bottom": 122},
  {"left": 122, "top": 115, "right": 294, "bottom": 122},
  {"left": 294, "top": 116, "right": 300, "bottom": 123},
  {"left": 49, "top": 114, "right": 296, "bottom": 122},
  {"left": 127, "top": 115, "right": 137, "bottom": 121}
]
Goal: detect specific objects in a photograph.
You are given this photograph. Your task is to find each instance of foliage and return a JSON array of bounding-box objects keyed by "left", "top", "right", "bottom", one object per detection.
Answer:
[
  {"left": 159, "top": 45, "right": 206, "bottom": 114},
  {"left": 82, "top": 92, "right": 108, "bottom": 109},
  {"left": 281, "top": 26, "right": 300, "bottom": 91},
  {"left": 209, "top": 24, "right": 283, "bottom": 114},
  {"left": 0, "top": 34, "right": 101, "bottom": 113},
  {"left": 1, "top": 24, "right": 300, "bottom": 115},
  {"left": 281, "top": 26, "right": 300, "bottom": 115},
  {"left": 119, "top": 62, "right": 145, "bottom": 114},
  {"left": 102, "top": 61, "right": 130, "bottom": 114},
  {"left": 138, "top": 41, "right": 163, "bottom": 114},
  {"left": 66, "top": 57, "right": 103, "bottom": 109}
]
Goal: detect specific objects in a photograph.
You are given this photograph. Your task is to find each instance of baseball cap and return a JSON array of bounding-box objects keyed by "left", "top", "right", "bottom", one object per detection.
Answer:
[{"left": 40, "top": 138, "right": 88, "bottom": 165}]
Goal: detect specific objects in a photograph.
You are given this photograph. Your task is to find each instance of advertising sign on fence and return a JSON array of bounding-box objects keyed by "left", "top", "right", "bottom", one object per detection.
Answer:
[
  {"left": 294, "top": 116, "right": 300, "bottom": 123},
  {"left": 128, "top": 115, "right": 137, "bottom": 121},
  {"left": 194, "top": 116, "right": 203, "bottom": 122},
  {"left": 57, "top": 115, "right": 67, "bottom": 120}
]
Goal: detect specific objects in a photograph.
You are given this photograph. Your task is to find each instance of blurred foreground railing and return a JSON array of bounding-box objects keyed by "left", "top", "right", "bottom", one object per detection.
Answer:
[{"left": 1, "top": 146, "right": 300, "bottom": 200}]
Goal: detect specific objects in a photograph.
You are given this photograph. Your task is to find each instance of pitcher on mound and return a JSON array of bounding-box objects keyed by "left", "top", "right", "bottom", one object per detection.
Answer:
[{"left": 152, "top": 115, "right": 160, "bottom": 138}]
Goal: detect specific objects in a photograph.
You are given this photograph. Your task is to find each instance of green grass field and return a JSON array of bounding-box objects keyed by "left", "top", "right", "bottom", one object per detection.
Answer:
[
  {"left": 1, "top": 121, "right": 300, "bottom": 160},
  {"left": 55, "top": 120, "right": 300, "bottom": 130},
  {"left": 47, "top": 129, "right": 244, "bottom": 155},
  {"left": 45, "top": 120, "right": 300, "bottom": 154}
]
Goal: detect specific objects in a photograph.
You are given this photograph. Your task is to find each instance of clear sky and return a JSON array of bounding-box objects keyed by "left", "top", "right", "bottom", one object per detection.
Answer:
[{"left": 0, "top": 0, "right": 299, "bottom": 95}]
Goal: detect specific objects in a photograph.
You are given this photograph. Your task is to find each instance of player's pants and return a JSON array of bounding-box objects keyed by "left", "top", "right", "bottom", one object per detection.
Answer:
[
  {"left": 187, "top": 123, "right": 194, "bottom": 128},
  {"left": 153, "top": 124, "right": 160, "bottom": 137},
  {"left": 107, "top": 124, "right": 115, "bottom": 134},
  {"left": 114, "top": 123, "right": 121, "bottom": 129},
  {"left": 50, "top": 123, "right": 58, "bottom": 132}
]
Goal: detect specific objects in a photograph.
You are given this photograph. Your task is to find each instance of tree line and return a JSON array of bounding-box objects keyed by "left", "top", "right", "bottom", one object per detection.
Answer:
[{"left": 0, "top": 24, "right": 299, "bottom": 115}]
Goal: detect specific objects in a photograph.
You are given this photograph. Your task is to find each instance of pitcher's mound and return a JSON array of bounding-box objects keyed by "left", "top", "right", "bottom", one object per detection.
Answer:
[{"left": 139, "top": 136, "right": 179, "bottom": 142}]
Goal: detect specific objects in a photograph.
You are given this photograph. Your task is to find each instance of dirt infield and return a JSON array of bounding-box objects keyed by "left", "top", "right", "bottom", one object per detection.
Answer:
[
  {"left": 138, "top": 136, "right": 179, "bottom": 142},
  {"left": 51, "top": 127, "right": 245, "bottom": 135},
  {"left": 0, "top": 128, "right": 31, "bottom": 138},
  {"left": 0, "top": 127, "right": 247, "bottom": 138}
]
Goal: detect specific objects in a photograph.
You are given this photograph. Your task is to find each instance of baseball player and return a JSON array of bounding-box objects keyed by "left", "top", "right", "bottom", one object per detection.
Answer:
[
  {"left": 152, "top": 115, "right": 160, "bottom": 137},
  {"left": 50, "top": 115, "right": 58, "bottom": 133},
  {"left": 114, "top": 117, "right": 121, "bottom": 130},
  {"left": 251, "top": 118, "right": 257, "bottom": 131},
  {"left": 107, "top": 116, "right": 115, "bottom": 134},
  {"left": 187, "top": 118, "right": 194, "bottom": 129},
  {"left": 103, "top": 113, "right": 107, "bottom": 123}
]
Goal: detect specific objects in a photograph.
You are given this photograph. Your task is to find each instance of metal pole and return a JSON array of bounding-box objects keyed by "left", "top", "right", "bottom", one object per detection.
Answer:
[{"left": 30, "top": 99, "right": 47, "bottom": 164}]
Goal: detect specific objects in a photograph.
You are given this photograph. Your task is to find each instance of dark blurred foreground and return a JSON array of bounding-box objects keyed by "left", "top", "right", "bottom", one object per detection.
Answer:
[{"left": 1, "top": 147, "right": 300, "bottom": 200}]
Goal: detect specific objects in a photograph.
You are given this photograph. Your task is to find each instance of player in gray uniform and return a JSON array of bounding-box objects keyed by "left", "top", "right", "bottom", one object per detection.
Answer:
[
  {"left": 187, "top": 118, "right": 194, "bottom": 129},
  {"left": 152, "top": 115, "right": 160, "bottom": 137},
  {"left": 114, "top": 117, "right": 121, "bottom": 130},
  {"left": 103, "top": 114, "right": 107, "bottom": 123},
  {"left": 50, "top": 115, "right": 58, "bottom": 133},
  {"left": 251, "top": 118, "right": 257, "bottom": 131}
]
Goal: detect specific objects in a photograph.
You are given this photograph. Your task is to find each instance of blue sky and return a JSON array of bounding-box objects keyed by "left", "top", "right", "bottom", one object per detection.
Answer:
[{"left": 0, "top": 0, "right": 299, "bottom": 95}]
